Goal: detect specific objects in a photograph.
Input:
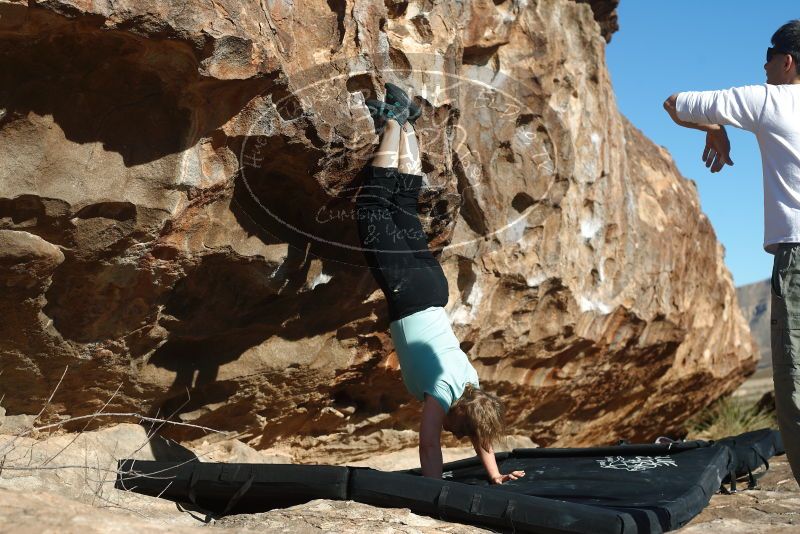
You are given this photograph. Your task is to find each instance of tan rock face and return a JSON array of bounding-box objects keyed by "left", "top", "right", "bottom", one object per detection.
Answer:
[{"left": 0, "top": 0, "right": 755, "bottom": 459}]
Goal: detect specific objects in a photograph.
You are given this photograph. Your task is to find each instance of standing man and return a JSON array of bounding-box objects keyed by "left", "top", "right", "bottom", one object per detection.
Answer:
[{"left": 663, "top": 20, "right": 800, "bottom": 485}]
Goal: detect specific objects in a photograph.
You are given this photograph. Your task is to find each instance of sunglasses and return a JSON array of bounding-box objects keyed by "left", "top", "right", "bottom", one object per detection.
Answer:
[{"left": 767, "top": 46, "right": 790, "bottom": 62}]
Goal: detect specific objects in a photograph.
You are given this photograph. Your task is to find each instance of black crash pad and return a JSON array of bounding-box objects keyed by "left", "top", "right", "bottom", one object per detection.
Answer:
[{"left": 115, "top": 428, "right": 783, "bottom": 533}]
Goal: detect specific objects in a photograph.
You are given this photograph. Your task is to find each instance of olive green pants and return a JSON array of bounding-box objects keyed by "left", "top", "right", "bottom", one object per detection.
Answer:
[{"left": 770, "top": 243, "right": 800, "bottom": 484}]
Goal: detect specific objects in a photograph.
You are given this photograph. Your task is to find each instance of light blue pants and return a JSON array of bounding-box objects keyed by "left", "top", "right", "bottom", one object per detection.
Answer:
[{"left": 770, "top": 243, "right": 800, "bottom": 484}]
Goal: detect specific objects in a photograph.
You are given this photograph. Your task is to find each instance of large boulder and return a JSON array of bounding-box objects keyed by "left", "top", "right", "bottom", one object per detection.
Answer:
[{"left": 0, "top": 0, "right": 755, "bottom": 461}]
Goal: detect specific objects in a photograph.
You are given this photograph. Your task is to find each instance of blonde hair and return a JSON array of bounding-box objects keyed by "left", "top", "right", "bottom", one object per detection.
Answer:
[{"left": 450, "top": 383, "right": 506, "bottom": 450}]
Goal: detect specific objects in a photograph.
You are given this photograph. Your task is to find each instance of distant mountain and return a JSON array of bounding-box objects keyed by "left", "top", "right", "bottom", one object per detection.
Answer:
[{"left": 736, "top": 279, "right": 771, "bottom": 369}]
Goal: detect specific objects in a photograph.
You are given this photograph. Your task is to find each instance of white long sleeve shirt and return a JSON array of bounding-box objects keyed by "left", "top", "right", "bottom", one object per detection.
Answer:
[{"left": 675, "top": 83, "right": 800, "bottom": 253}]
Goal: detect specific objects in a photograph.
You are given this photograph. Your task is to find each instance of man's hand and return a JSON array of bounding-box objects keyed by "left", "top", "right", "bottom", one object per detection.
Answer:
[
  {"left": 490, "top": 471, "right": 526, "bottom": 484},
  {"left": 702, "top": 125, "right": 734, "bottom": 173}
]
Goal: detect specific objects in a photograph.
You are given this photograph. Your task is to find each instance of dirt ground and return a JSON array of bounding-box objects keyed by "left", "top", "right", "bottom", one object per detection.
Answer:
[{"left": 1, "top": 369, "right": 797, "bottom": 533}]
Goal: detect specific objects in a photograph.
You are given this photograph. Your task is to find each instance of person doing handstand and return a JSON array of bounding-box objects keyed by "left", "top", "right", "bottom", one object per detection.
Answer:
[{"left": 355, "top": 83, "right": 525, "bottom": 484}]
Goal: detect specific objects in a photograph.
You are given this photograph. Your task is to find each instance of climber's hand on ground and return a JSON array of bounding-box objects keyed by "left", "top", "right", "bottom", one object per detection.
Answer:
[
  {"left": 702, "top": 125, "right": 734, "bottom": 173},
  {"left": 490, "top": 470, "right": 525, "bottom": 484}
]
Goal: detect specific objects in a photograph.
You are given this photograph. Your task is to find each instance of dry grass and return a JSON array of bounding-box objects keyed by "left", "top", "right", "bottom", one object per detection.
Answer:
[
  {"left": 0, "top": 365, "right": 234, "bottom": 524},
  {"left": 684, "top": 393, "right": 777, "bottom": 441}
]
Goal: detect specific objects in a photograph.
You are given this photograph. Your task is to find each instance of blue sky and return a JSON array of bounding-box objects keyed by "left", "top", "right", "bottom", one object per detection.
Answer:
[{"left": 605, "top": 2, "right": 798, "bottom": 287}]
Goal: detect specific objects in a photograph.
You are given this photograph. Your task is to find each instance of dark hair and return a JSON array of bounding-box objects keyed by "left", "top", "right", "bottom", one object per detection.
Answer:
[{"left": 771, "top": 20, "right": 800, "bottom": 75}]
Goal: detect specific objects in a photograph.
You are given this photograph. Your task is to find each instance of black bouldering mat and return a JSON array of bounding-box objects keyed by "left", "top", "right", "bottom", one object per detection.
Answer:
[
  {"left": 115, "top": 461, "right": 350, "bottom": 514},
  {"left": 115, "top": 428, "right": 784, "bottom": 533}
]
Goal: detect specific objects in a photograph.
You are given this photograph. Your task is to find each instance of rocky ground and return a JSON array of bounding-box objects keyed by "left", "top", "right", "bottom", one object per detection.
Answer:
[
  {"left": 677, "top": 454, "right": 799, "bottom": 533},
  {"left": 0, "top": 413, "right": 797, "bottom": 533}
]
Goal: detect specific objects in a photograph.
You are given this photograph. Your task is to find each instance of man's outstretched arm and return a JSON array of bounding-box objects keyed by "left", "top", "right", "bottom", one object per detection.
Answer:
[
  {"left": 663, "top": 94, "right": 733, "bottom": 173},
  {"left": 663, "top": 94, "right": 721, "bottom": 132}
]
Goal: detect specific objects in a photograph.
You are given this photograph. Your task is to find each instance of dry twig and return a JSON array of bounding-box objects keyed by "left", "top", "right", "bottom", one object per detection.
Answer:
[{"left": 0, "top": 368, "right": 244, "bottom": 526}]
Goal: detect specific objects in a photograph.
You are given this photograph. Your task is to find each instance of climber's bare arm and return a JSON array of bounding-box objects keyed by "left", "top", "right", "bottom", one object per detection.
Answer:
[
  {"left": 471, "top": 436, "right": 525, "bottom": 484},
  {"left": 419, "top": 394, "right": 445, "bottom": 478},
  {"left": 419, "top": 394, "right": 526, "bottom": 483}
]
